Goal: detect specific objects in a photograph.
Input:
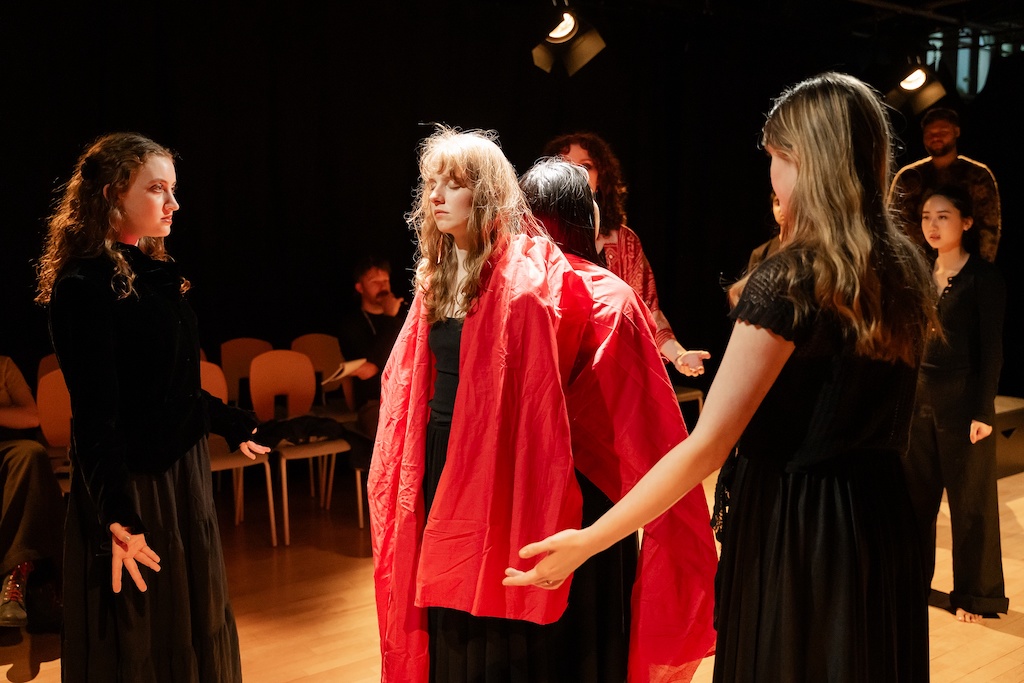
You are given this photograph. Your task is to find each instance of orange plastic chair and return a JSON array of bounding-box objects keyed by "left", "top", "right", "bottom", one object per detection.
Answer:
[
  {"left": 219, "top": 337, "right": 273, "bottom": 406},
  {"left": 35, "top": 369, "right": 72, "bottom": 494},
  {"left": 249, "top": 350, "right": 353, "bottom": 545},
  {"left": 36, "top": 353, "right": 60, "bottom": 387},
  {"left": 290, "top": 333, "right": 358, "bottom": 421},
  {"left": 201, "top": 361, "right": 278, "bottom": 546}
]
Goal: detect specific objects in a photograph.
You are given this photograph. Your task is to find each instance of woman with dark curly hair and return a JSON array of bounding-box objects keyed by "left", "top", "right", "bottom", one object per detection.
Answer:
[
  {"left": 544, "top": 131, "right": 710, "bottom": 377},
  {"left": 37, "top": 132, "right": 269, "bottom": 682}
]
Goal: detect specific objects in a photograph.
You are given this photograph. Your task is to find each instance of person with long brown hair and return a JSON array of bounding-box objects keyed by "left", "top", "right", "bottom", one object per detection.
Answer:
[
  {"left": 37, "top": 132, "right": 269, "bottom": 682},
  {"left": 508, "top": 73, "right": 937, "bottom": 681},
  {"left": 543, "top": 131, "right": 711, "bottom": 377}
]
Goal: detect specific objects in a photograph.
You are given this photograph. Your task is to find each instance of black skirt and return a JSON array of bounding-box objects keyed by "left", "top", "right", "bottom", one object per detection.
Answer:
[
  {"left": 713, "top": 451, "right": 928, "bottom": 682},
  {"left": 62, "top": 437, "right": 242, "bottom": 683},
  {"left": 424, "top": 420, "right": 635, "bottom": 683}
]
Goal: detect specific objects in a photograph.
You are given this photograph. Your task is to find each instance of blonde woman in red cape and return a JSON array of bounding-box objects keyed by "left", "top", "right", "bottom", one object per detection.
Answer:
[
  {"left": 368, "top": 127, "right": 716, "bottom": 682},
  {"left": 508, "top": 73, "right": 937, "bottom": 682}
]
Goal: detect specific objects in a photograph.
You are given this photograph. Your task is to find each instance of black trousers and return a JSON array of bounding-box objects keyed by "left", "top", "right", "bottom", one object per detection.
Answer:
[
  {"left": 903, "top": 375, "right": 1009, "bottom": 615},
  {"left": 0, "top": 439, "right": 64, "bottom": 576}
]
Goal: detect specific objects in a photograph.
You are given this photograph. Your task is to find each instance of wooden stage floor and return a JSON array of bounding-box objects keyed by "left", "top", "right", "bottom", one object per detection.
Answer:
[{"left": 4, "top": 463, "right": 1024, "bottom": 682}]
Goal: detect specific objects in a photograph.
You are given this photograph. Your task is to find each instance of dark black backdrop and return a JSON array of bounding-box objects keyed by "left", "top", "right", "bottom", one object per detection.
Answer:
[{"left": 3, "top": 2, "right": 1021, "bottom": 398}]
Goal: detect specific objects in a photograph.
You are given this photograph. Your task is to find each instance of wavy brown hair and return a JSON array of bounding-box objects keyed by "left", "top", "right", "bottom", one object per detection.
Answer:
[
  {"left": 543, "top": 131, "right": 626, "bottom": 238},
  {"left": 731, "top": 72, "right": 936, "bottom": 365},
  {"left": 410, "top": 126, "right": 543, "bottom": 324},
  {"left": 36, "top": 132, "right": 186, "bottom": 304}
]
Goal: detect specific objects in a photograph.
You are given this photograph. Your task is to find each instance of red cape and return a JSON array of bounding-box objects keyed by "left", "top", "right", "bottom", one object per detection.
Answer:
[{"left": 369, "top": 237, "right": 716, "bottom": 682}]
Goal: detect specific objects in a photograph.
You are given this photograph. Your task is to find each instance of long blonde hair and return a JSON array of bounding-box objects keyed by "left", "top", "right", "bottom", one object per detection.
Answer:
[
  {"left": 731, "top": 72, "right": 935, "bottom": 365},
  {"left": 36, "top": 132, "right": 186, "bottom": 304},
  {"left": 409, "top": 126, "right": 542, "bottom": 323}
]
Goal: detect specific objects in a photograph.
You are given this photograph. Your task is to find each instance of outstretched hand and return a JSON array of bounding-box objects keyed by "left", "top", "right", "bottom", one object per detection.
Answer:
[
  {"left": 675, "top": 350, "right": 711, "bottom": 377},
  {"left": 108, "top": 522, "right": 161, "bottom": 593},
  {"left": 502, "top": 528, "right": 593, "bottom": 590}
]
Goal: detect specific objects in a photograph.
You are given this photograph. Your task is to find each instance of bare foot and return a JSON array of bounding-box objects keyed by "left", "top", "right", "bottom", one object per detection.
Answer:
[{"left": 956, "top": 608, "right": 983, "bottom": 623}]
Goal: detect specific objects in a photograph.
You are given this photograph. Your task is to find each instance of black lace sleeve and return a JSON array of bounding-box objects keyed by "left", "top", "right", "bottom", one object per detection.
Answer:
[{"left": 729, "top": 257, "right": 811, "bottom": 343}]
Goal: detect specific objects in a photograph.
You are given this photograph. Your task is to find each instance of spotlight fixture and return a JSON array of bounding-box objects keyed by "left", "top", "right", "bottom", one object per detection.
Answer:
[
  {"left": 532, "top": 3, "right": 605, "bottom": 76},
  {"left": 886, "top": 61, "right": 947, "bottom": 114},
  {"left": 899, "top": 68, "right": 928, "bottom": 91},
  {"left": 548, "top": 12, "right": 577, "bottom": 43}
]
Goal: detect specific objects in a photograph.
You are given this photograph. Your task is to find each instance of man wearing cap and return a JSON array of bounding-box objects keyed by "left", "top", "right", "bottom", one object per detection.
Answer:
[{"left": 889, "top": 107, "right": 1002, "bottom": 261}]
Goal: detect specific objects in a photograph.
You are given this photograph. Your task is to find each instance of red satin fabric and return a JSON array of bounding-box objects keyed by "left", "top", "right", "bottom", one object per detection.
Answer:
[{"left": 369, "top": 237, "right": 716, "bottom": 682}]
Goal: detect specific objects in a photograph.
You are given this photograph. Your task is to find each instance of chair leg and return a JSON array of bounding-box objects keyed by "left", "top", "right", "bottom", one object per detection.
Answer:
[
  {"left": 307, "top": 458, "right": 316, "bottom": 498},
  {"left": 317, "top": 456, "right": 328, "bottom": 505},
  {"left": 232, "top": 468, "right": 244, "bottom": 525},
  {"left": 355, "top": 468, "right": 365, "bottom": 529},
  {"left": 262, "top": 460, "right": 278, "bottom": 547},
  {"left": 280, "top": 457, "right": 291, "bottom": 546},
  {"left": 323, "top": 453, "right": 337, "bottom": 510}
]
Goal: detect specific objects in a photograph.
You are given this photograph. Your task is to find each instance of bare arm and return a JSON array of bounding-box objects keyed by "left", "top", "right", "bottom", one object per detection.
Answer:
[{"left": 504, "top": 321, "right": 794, "bottom": 588}]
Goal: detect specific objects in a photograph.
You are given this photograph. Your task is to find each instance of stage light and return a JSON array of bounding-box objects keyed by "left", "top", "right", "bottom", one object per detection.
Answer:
[
  {"left": 548, "top": 12, "right": 577, "bottom": 42},
  {"left": 532, "top": 6, "right": 605, "bottom": 76},
  {"left": 900, "top": 68, "right": 928, "bottom": 90},
  {"left": 886, "top": 63, "right": 947, "bottom": 114}
]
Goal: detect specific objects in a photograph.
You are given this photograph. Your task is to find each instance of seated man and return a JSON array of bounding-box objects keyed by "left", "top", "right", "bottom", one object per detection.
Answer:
[
  {"left": 338, "top": 256, "right": 406, "bottom": 438},
  {"left": 0, "top": 355, "right": 65, "bottom": 629}
]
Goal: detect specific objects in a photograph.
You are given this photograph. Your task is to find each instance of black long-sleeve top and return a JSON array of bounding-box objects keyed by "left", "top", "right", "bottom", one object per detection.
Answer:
[
  {"left": 337, "top": 307, "right": 405, "bottom": 409},
  {"left": 921, "top": 254, "right": 1005, "bottom": 426},
  {"left": 48, "top": 244, "right": 257, "bottom": 531}
]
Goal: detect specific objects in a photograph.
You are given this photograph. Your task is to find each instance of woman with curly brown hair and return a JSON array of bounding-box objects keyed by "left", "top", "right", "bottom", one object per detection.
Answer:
[
  {"left": 37, "top": 132, "right": 268, "bottom": 682},
  {"left": 544, "top": 131, "right": 710, "bottom": 377}
]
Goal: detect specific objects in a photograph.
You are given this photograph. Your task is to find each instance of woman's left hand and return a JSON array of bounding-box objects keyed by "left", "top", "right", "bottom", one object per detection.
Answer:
[
  {"left": 970, "top": 420, "right": 993, "bottom": 444},
  {"left": 109, "top": 522, "right": 161, "bottom": 593}
]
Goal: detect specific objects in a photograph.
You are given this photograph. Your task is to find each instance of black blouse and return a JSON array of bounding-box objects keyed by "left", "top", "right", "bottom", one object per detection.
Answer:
[
  {"left": 48, "top": 244, "right": 256, "bottom": 530},
  {"left": 427, "top": 318, "right": 463, "bottom": 427},
  {"left": 921, "top": 254, "right": 1005, "bottom": 425},
  {"left": 729, "top": 255, "right": 920, "bottom": 472}
]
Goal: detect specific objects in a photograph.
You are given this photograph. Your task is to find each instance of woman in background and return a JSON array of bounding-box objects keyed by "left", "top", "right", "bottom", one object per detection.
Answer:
[
  {"left": 37, "top": 132, "right": 268, "bottom": 682},
  {"left": 544, "top": 131, "right": 711, "bottom": 377},
  {"left": 904, "top": 184, "right": 1008, "bottom": 623}
]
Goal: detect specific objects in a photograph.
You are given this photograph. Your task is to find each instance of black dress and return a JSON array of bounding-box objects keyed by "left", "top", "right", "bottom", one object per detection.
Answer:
[
  {"left": 904, "top": 254, "right": 1008, "bottom": 615},
  {"left": 423, "top": 318, "right": 634, "bottom": 683},
  {"left": 49, "top": 245, "right": 256, "bottom": 683},
  {"left": 713, "top": 257, "right": 929, "bottom": 682}
]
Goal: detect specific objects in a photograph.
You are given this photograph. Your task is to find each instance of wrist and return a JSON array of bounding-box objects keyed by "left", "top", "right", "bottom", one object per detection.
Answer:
[{"left": 660, "top": 339, "right": 684, "bottom": 361}]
